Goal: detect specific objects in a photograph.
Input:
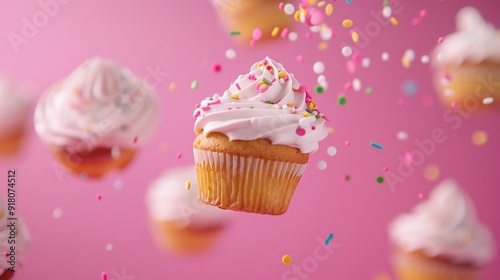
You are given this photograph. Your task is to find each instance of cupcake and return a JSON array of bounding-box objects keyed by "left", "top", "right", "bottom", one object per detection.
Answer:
[
  {"left": 212, "top": 0, "right": 293, "bottom": 44},
  {"left": 432, "top": 7, "right": 500, "bottom": 109},
  {"left": 0, "top": 77, "right": 30, "bottom": 157},
  {"left": 0, "top": 195, "right": 31, "bottom": 280},
  {"left": 146, "top": 165, "right": 230, "bottom": 254},
  {"left": 193, "top": 57, "right": 328, "bottom": 215},
  {"left": 34, "top": 57, "right": 159, "bottom": 178},
  {"left": 389, "top": 179, "right": 495, "bottom": 280}
]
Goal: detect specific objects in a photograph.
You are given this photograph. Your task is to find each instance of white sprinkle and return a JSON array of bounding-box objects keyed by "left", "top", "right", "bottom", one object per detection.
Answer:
[
  {"left": 361, "top": 57, "right": 371, "bottom": 68},
  {"left": 317, "top": 160, "right": 327, "bottom": 170},
  {"left": 444, "top": 89, "right": 454, "bottom": 96},
  {"left": 320, "top": 27, "right": 333, "bottom": 41},
  {"left": 310, "top": 25, "right": 321, "bottom": 33},
  {"left": 317, "top": 75, "right": 327, "bottom": 84},
  {"left": 225, "top": 49, "right": 236, "bottom": 60},
  {"left": 319, "top": 81, "right": 328, "bottom": 90},
  {"left": 327, "top": 146, "right": 337, "bottom": 156},
  {"left": 106, "top": 243, "right": 113, "bottom": 251},
  {"left": 483, "top": 97, "right": 494, "bottom": 105},
  {"left": 381, "top": 52, "right": 389, "bottom": 61},
  {"left": 404, "top": 49, "right": 415, "bottom": 62},
  {"left": 284, "top": 3, "right": 295, "bottom": 15},
  {"left": 341, "top": 46, "right": 353, "bottom": 57},
  {"left": 397, "top": 131, "right": 408, "bottom": 141},
  {"left": 352, "top": 78, "right": 362, "bottom": 91},
  {"left": 313, "top": 61, "right": 325, "bottom": 74},
  {"left": 382, "top": 6, "right": 392, "bottom": 18},
  {"left": 53, "top": 208, "right": 63, "bottom": 219},
  {"left": 421, "top": 55, "right": 430, "bottom": 64},
  {"left": 288, "top": 31, "right": 298, "bottom": 42}
]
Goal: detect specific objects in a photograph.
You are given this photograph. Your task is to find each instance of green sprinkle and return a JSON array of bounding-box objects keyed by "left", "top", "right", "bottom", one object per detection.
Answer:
[
  {"left": 265, "top": 100, "right": 273, "bottom": 104},
  {"left": 315, "top": 115, "right": 321, "bottom": 119},
  {"left": 316, "top": 85, "right": 324, "bottom": 94},
  {"left": 383, "top": 0, "right": 388, "bottom": 7},
  {"left": 338, "top": 96, "right": 347, "bottom": 105},
  {"left": 230, "top": 31, "right": 241, "bottom": 36},
  {"left": 262, "top": 78, "right": 272, "bottom": 85},
  {"left": 345, "top": 175, "right": 351, "bottom": 181},
  {"left": 191, "top": 80, "right": 198, "bottom": 90},
  {"left": 365, "top": 87, "right": 373, "bottom": 94},
  {"left": 250, "top": 106, "right": 254, "bottom": 109},
  {"left": 377, "top": 176, "right": 384, "bottom": 183}
]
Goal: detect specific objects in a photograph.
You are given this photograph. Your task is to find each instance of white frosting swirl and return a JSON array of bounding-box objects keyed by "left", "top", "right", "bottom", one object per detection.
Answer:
[
  {"left": 146, "top": 165, "right": 230, "bottom": 229},
  {"left": 389, "top": 179, "right": 495, "bottom": 266},
  {"left": 34, "top": 57, "right": 159, "bottom": 151},
  {"left": 0, "top": 196, "right": 30, "bottom": 274},
  {"left": 194, "top": 57, "right": 328, "bottom": 154},
  {"left": 0, "top": 76, "right": 30, "bottom": 136},
  {"left": 432, "top": 7, "right": 500, "bottom": 67}
]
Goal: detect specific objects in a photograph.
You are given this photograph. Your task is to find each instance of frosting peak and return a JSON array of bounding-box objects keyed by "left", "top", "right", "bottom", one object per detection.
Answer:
[
  {"left": 389, "top": 179, "right": 496, "bottom": 266},
  {"left": 194, "top": 57, "right": 328, "bottom": 154},
  {"left": 34, "top": 57, "right": 159, "bottom": 151}
]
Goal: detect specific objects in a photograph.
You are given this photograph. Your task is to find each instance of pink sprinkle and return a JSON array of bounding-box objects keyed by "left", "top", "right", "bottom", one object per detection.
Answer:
[
  {"left": 235, "top": 83, "right": 241, "bottom": 90},
  {"left": 351, "top": 52, "right": 362, "bottom": 63},
  {"left": 101, "top": 272, "right": 107, "bottom": 280},
  {"left": 310, "top": 11, "right": 325, "bottom": 26},
  {"left": 249, "top": 40, "right": 256, "bottom": 47},
  {"left": 344, "top": 82, "right": 352, "bottom": 90},
  {"left": 418, "top": 193, "right": 424, "bottom": 199},
  {"left": 347, "top": 61, "right": 356, "bottom": 74},
  {"left": 404, "top": 152, "right": 413, "bottom": 165},
  {"left": 207, "top": 99, "right": 221, "bottom": 106},
  {"left": 383, "top": 167, "right": 389, "bottom": 172},
  {"left": 296, "top": 85, "right": 308, "bottom": 92},
  {"left": 193, "top": 110, "right": 201, "bottom": 118},
  {"left": 281, "top": 27, "right": 290, "bottom": 38},
  {"left": 228, "top": 107, "right": 232, "bottom": 110},
  {"left": 97, "top": 194, "right": 102, "bottom": 201},
  {"left": 411, "top": 17, "right": 422, "bottom": 26},
  {"left": 345, "top": 140, "right": 350, "bottom": 147},
  {"left": 419, "top": 9, "right": 427, "bottom": 18},
  {"left": 296, "top": 127, "right": 306, "bottom": 136},
  {"left": 252, "top": 28, "right": 262, "bottom": 40},
  {"left": 296, "top": 55, "right": 304, "bottom": 62},
  {"left": 176, "top": 153, "right": 182, "bottom": 159},
  {"left": 451, "top": 101, "right": 457, "bottom": 108},
  {"left": 305, "top": 32, "right": 312, "bottom": 39},
  {"left": 3, "top": 252, "right": 8, "bottom": 257},
  {"left": 444, "top": 73, "right": 452, "bottom": 81},
  {"left": 322, "top": 115, "right": 330, "bottom": 122},
  {"left": 212, "top": 62, "right": 222, "bottom": 73},
  {"left": 279, "top": 2, "right": 285, "bottom": 9},
  {"left": 438, "top": 37, "right": 444, "bottom": 43},
  {"left": 311, "top": 126, "right": 316, "bottom": 130},
  {"left": 133, "top": 136, "right": 138, "bottom": 143}
]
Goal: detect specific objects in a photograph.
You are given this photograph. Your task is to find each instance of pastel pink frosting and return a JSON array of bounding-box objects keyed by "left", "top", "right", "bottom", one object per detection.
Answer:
[
  {"left": 0, "top": 76, "right": 30, "bottom": 136},
  {"left": 194, "top": 57, "right": 328, "bottom": 154},
  {"left": 34, "top": 58, "right": 159, "bottom": 151},
  {"left": 389, "top": 179, "right": 496, "bottom": 267}
]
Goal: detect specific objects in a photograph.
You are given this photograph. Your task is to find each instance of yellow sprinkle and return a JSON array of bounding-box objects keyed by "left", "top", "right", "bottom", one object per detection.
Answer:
[
  {"left": 271, "top": 27, "right": 280, "bottom": 37},
  {"left": 351, "top": 31, "right": 359, "bottom": 42},
  {"left": 272, "top": 106, "right": 276, "bottom": 110},
  {"left": 342, "top": 19, "right": 353, "bottom": 28},
  {"left": 325, "top": 3, "right": 333, "bottom": 15},
  {"left": 303, "top": 112, "right": 312, "bottom": 117},
  {"left": 257, "top": 62, "right": 264, "bottom": 67},
  {"left": 317, "top": 1, "right": 326, "bottom": 7},
  {"left": 169, "top": 82, "right": 176, "bottom": 92},
  {"left": 287, "top": 103, "right": 295, "bottom": 108},
  {"left": 185, "top": 181, "right": 191, "bottom": 190},
  {"left": 230, "top": 93, "right": 239, "bottom": 100},
  {"left": 390, "top": 17, "right": 398, "bottom": 26},
  {"left": 278, "top": 71, "right": 287, "bottom": 78},
  {"left": 401, "top": 57, "right": 411, "bottom": 68},
  {"left": 308, "top": 101, "right": 317, "bottom": 110},
  {"left": 423, "top": 165, "right": 440, "bottom": 181},
  {"left": 300, "top": 7, "right": 308, "bottom": 16},
  {"left": 282, "top": 255, "right": 292, "bottom": 265},
  {"left": 294, "top": 10, "right": 301, "bottom": 21},
  {"left": 318, "top": 41, "right": 328, "bottom": 50},
  {"left": 472, "top": 130, "right": 488, "bottom": 146},
  {"left": 327, "top": 127, "right": 335, "bottom": 133}
]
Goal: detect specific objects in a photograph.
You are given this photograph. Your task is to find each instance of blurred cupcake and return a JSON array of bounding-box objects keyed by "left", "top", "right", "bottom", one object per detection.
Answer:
[
  {"left": 146, "top": 165, "right": 230, "bottom": 254},
  {"left": 389, "top": 179, "right": 495, "bottom": 280},
  {"left": 34, "top": 57, "right": 159, "bottom": 178},
  {"left": 0, "top": 77, "right": 29, "bottom": 157},
  {"left": 432, "top": 7, "right": 500, "bottom": 109},
  {"left": 193, "top": 57, "right": 328, "bottom": 215},
  {"left": 212, "top": 0, "right": 292, "bottom": 44},
  {"left": 0, "top": 195, "right": 31, "bottom": 280}
]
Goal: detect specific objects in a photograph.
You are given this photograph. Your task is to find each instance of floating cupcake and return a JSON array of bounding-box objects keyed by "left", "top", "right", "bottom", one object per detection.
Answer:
[
  {"left": 432, "top": 7, "right": 500, "bottom": 110},
  {"left": 389, "top": 179, "right": 496, "bottom": 280},
  {"left": 0, "top": 76, "right": 30, "bottom": 157},
  {"left": 146, "top": 165, "right": 230, "bottom": 254},
  {"left": 34, "top": 58, "right": 159, "bottom": 178},
  {"left": 193, "top": 57, "right": 328, "bottom": 215}
]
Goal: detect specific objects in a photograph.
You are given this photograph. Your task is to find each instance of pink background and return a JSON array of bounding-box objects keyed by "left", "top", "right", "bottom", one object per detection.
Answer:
[{"left": 1, "top": 0, "right": 499, "bottom": 279}]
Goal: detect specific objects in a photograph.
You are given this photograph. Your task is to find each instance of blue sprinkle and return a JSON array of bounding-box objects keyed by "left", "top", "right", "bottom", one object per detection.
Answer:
[
  {"left": 325, "top": 233, "right": 334, "bottom": 245},
  {"left": 402, "top": 80, "right": 418, "bottom": 96},
  {"left": 370, "top": 142, "right": 383, "bottom": 149},
  {"left": 346, "top": 0, "right": 352, "bottom": 4},
  {"left": 306, "top": 109, "right": 313, "bottom": 114}
]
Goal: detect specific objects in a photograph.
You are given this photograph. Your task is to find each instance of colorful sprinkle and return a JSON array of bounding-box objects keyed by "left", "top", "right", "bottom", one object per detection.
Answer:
[
  {"left": 296, "top": 127, "right": 306, "bottom": 136},
  {"left": 106, "top": 243, "right": 113, "bottom": 251},
  {"left": 325, "top": 233, "right": 334, "bottom": 245},
  {"left": 342, "top": 19, "right": 353, "bottom": 28},
  {"left": 3, "top": 252, "right": 8, "bottom": 257},
  {"left": 345, "top": 140, "right": 350, "bottom": 147},
  {"left": 381, "top": 52, "right": 389, "bottom": 61},
  {"left": 316, "top": 85, "right": 324, "bottom": 94},
  {"left": 390, "top": 17, "right": 398, "bottom": 26},
  {"left": 370, "top": 142, "right": 383, "bottom": 149},
  {"left": 281, "top": 27, "right": 290, "bottom": 38},
  {"left": 284, "top": 3, "right": 295, "bottom": 15},
  {"left": 176, "top": 153, "right": 182, "bottom": 159},
  {"left": 365, "top": 87, "right": 373, "bottom": 94},
  {"left": 97, "top": 194, "right": 102, "bottom": 201},
  {"left": 133, "top": 136, "right": 138, "bottom": 143},
  {"left": 397, "top": 131, "right": 408, "bottom": 141},
  {"left": 191, "top": 80, "right": 198, "bottom": 90},
  {"left": 230, "top": 93, "right": 239, "bottom": 100},
  {"left": 438, "top": 37, "right": 444, "bottom": 43},
  {"left": 424, "top": 165, "right": 440, "bottom": 181},
  {"left": 317, "top": 160, "right": 327, "bottom": 170},
  {"left": 169, "top": 82, "right": 177, "bottom": 92},
  {"left": 252, "top": 28, "right": 263, "bottom": 40},
  {"left": 419, "top": 193, "right": 424, "bottom": 199},
  {"left": 313, "top": 61, "right": 325, "bottom": 74},
  {"left": 282, "top": 255, "right": 292, "bottom": 265},
  {"left": 53, "top": 208, "right": 63, "bottom": 219},
  {"left": 101, "top": 272, "right": 107, "bottom": 280},
  {"left": 351, "top": 31, "right": 359, "bottom": 42},
  {"left": 472, "top": 130, "right": 488, "bottom": 146},
  {"left": 382, "top": 6, "right": 392, "bottom": 18},
  {"left": 185, "top": 180, "right": 191, "bottom": 190},
  {"left": 229, "top": 31, "right": 240, "bottom": 36},
  {"left": 344, "top": 175, "right": 351, "bottom": 181},
  {"left": 318, "top": 41, "right": 329, "bottom": 50},
  {"left": 325, "top": 3, "right": 333, "bottom": 15},
  {"left": 338, "top": 96, "right": 347, "bottom": 105},
  {"left": 421, "top": 55, "right": 430, "bottom": 64},
  {"left": 327, "top": 146, "right": 337, "bottom": 156},
  {"left": 225, "top": 49, "right": 236, "bottom": 59},
  {"left": 212, "top": 62, "right": 222, "bottom": 73},
  {"left": 114, "top": 179, "right": 123, "bottom": 190},
  {"left": 376, "top": 176, "right": 384, "bottom": 183},
  {"left": 483, "top": 97, "right": 494, "bottom": 105}
]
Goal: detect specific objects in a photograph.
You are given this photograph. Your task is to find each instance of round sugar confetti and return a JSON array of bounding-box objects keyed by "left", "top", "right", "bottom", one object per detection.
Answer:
[
  {"left": 382, "top": 6, "right": 392, "bottom": 18},
  {"left": 252, "top": 28, "right": 262, "bottom": 40},
  {"left": 288, "top": 31, "right": 298, "bottom": 42},
  {"left": 424, "top": 165, "right": 440, "bottom": 181},
  {"left": 361, "top": 58, "right": 370, "bottom": 68},
  {"left": 296, "top": 55, "right": 304, "bottom": 62},
  {"left": 338, "top": 96, "right": 347, "bottom": 105},
  {"left": 169, "top": 82, "right": 177, "bottom": 92},
  {"left": 212, "top": 62, "right": 222, "bottom": 73},
  {"left": 404, "top": 49, "right": 415, "bottom": 62},
  {"left": 472, "top": 130, "right": 488, "bottom": 146},
  {"left": 320, "top": 27, "right": 334, "bottom": 41},
  {"left": 341, "top": 46, "right": 353, "bottom": 57},
  {"left": 483, "top": 97, "right": 494, "bottom": 105},
  {"left": 185, "top": 180, "right": 191, "bottom": 190},
  {"left": 365, "top": 87, "right": 373, "bottom": 94},
  {"left": 106, "top": 243, "right": 113, "bottom": 251},
  {"left": 381, "top": 52, "right": 389, "bottom": 61},
  {"left": 352, "top": 79, "right": 361, "bottom": 91},
  {"left": 402, "top": 80, "right": 418, "bottom": 95},
  {"left": 225, "top": 49, "right": 236, "bottom": 59},
  {"left": 191, "top": 80, "right": 198, "bottom": 90},
  {"left": 282, "top": 255, "right": 292, "bottom": 265},
  {"left": 313, "top": 61, "right": 325, "bottom": 74},
  {"left": 344, "top": 175, "right": 351, "bottom": 181},
  {"left": 316, "top": 85, "right": 324, "bottom": 94},
  {"left": 53, "top": 208, "right": 63, "bottom": 219},
  {"left": 284, "top": 3, "right": 295, "bottom": 15},
  {"left": 317, "top": 160, "right": 327, "bottom": 170},
  {"left": 342, "top": 19, "right": 353, "bottom": 28},
  {"left": 421, "top": 55, "right": 430, "bottom": 64},
  {"left": 376, "top": 176, "right": 384, "bottom": 183},
  {"left": 327, "top": 146, "right": 337, "bottom": 156},
  {"left": 296, "top": 127, "right": 306, "bottom": 136},
  {"left": 317, "top": 75, "right": 326, "bottom": 84},
  {"left": 397, "top": 131, "right": 408, "bottom": 141}
]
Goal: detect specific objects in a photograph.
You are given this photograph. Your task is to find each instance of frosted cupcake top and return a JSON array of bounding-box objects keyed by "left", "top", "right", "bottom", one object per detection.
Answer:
[
  {"left": 34, "top": 57, "right": 159, "bottom": 151},
  {"left": 389, "top": 179, "right": 495, "bottom": 267},
  {"left": 433, "top": 6, "right": 500, "bottom": 67},
  {"left": 146, "top": 165, "right": 230, "bottom": 229},
  {"left": 194, "top": 57, "right": 328, "bottom": 154},
  {"left": 0, "top": 196, "right": 30, "bottom": 274},
  {"left": 0, "top": 76, "right": 30, "bottom": 136}
]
